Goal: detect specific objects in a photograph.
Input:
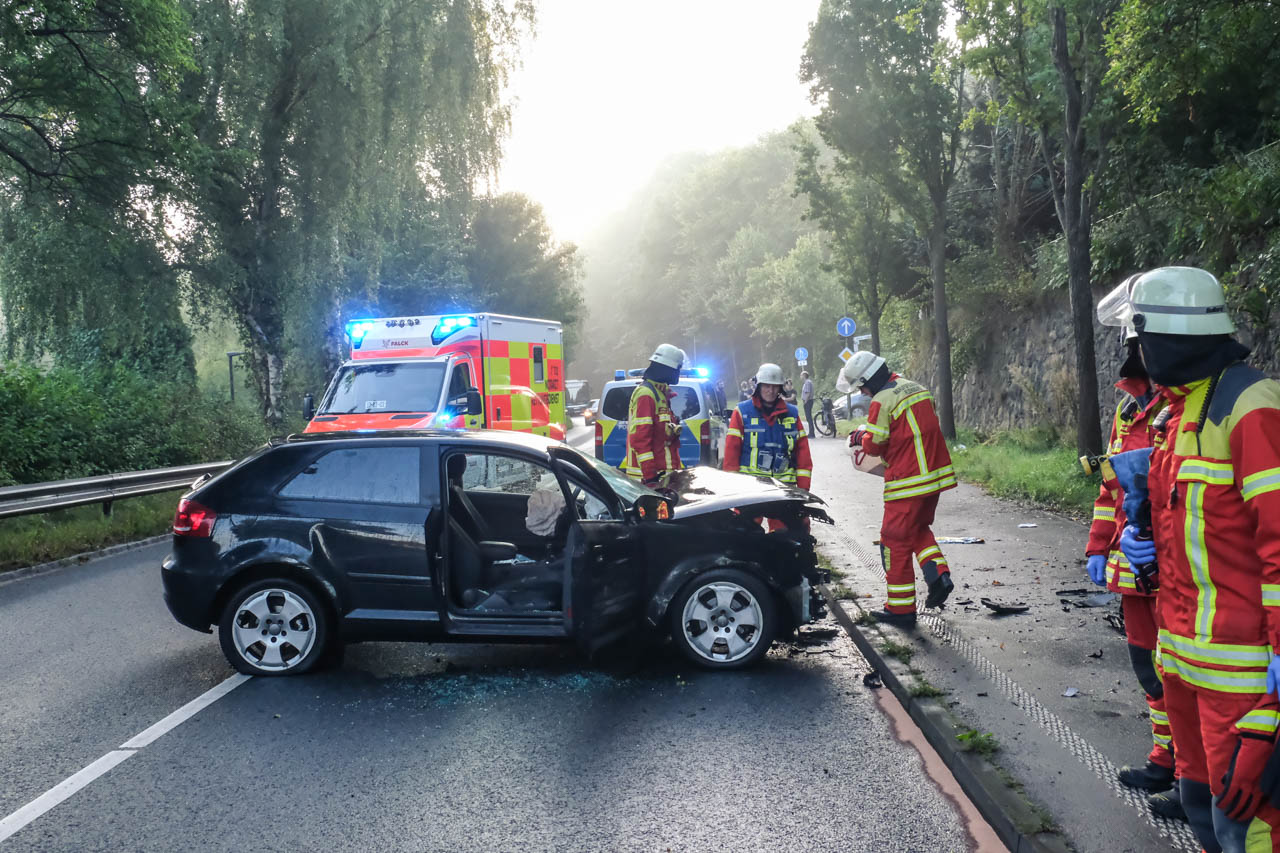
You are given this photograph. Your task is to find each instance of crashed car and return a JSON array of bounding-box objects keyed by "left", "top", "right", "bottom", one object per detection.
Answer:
[{"left": 161, "top": 430, "right": 831, "bottom": 676}]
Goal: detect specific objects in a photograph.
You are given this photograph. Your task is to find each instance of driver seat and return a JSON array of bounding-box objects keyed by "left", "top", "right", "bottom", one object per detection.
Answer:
[{"left": 446, "top": 454, "right": 490, "bottom": 542}]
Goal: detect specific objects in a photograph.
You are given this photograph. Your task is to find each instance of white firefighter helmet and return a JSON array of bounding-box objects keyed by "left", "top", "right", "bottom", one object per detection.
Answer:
[
  {"left": 649, "top": 343, "right": 686, "bottom": 369},
  {"left": 755, "top": 363, "right": 785, "bottom": 386},
  {"left": 1131, "top": 266, "right": 1234, "bottom": 336},
  {"left": 837, "top": 351, "right": 886, "bottom": 393}
]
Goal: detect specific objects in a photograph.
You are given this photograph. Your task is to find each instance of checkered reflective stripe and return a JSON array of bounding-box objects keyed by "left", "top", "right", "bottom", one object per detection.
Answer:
[{"left": 483, "top": 339, "right": 565, "bottom": 435}]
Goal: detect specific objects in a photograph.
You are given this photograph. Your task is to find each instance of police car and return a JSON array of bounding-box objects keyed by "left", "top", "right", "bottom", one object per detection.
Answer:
[{"left": 594, "top": 368, "right": 730, "bottom": 468}]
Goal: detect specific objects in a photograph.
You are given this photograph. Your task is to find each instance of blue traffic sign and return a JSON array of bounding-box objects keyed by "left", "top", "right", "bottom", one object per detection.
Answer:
[
  {"left": 836, "top": 317, "right": 857, "bottom": 337},
  {"left": 794, "top": 346, "right": 808, "bottom": 361}
]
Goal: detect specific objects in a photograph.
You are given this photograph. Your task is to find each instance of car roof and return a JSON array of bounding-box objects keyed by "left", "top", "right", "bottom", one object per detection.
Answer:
[{"left": 282, "top": 428, "right": 561, "bottom": 454}]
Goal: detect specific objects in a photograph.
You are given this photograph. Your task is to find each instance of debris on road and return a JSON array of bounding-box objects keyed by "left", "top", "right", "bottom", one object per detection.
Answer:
[
  {"left": 1104, "top": 612, "right": 1126, "bottom": 634},
  {"left": 1080, "top": 593, "right": 1117, "bottom": 608},
  {"left": 1055, "top": 588, "right": 1090, "bottom": 596},
  {"left": 863, "top": 670, "right": 883, "bottom": 689},
  {"left": 1063, "top": 687, "right": 1080, "bottom": 698},
  {"left": 937, "top": 536, "right": 985, "bottom": 545},
  {"left": 981, "top": 598, "right": 1030, "bottom": 615},
  {"left": 1018, "top": 523, "right": 1038, "bottom": 529},
  {"left": 1088, "top": 649, "right": 1104, "bottom": 659}
]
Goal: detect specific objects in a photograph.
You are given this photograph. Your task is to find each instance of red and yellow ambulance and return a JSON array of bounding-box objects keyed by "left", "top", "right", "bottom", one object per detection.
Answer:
[{"left": 303, "top": 313, "right": 566, "bottom": 440}]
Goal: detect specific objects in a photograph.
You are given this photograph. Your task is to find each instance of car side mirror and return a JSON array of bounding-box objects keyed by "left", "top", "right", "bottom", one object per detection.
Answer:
[
  {"left": 302, "top": 393, "right": 315, "bottom": 421},
  {"left": 720, "top": 408, "right": 733, "bottom": 419},
  {"left": 465, "top": 388, "right": 482, "bottom": 416},
  {"left": 631, "top": 493, "right": 672, "bottom": 522}
]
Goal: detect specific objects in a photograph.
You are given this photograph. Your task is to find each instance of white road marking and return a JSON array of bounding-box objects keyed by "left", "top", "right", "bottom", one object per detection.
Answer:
[
  {"left": 120, "top": 674, "right": 250, "bottom": 749},
  {"left": 0, "top": 674, "right": 250, "bottom": 844}
]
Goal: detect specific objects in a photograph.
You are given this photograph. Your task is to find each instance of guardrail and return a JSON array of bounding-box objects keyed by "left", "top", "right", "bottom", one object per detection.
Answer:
[{"left": 0, "top": 462, "right": 233, "bottom": 520}]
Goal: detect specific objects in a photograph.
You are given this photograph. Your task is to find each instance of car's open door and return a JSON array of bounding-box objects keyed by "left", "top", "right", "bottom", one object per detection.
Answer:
[
  {"left": 566, "top": 519, "right": 645, "bottom": 656},
  {"left": 548, "top": 448, "right": 646, "bottom": 656}
]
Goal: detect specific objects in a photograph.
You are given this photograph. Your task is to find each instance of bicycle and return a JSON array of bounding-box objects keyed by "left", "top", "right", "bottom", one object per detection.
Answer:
[{"left": 812, "top": 396, "right": 837, "bottom": 437}]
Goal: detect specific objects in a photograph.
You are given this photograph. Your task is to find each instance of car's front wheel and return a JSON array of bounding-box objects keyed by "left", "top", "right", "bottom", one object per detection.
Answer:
[
  {"left": 669, "top": 569, "right": 777, "bottom": 669},
  {"left": 218, "top": 579, "right": 329, "bottom": 676}
]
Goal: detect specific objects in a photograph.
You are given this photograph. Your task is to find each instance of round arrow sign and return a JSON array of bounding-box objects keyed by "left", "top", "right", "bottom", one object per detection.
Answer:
[
  {"left": 836, "top": 317, "right": 857, "bottom": 337},
  {"left": 794, "top": 346, "right": 808, "bottom": 361}
]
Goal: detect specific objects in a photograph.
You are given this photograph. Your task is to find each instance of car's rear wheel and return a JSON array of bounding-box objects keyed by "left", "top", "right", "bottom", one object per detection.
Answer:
[
  {"left": 669, "top": 569, "right": 777, "bottom": 669},
  {"left": 218, "top": 579, "right": 329, "bottom": 676}
]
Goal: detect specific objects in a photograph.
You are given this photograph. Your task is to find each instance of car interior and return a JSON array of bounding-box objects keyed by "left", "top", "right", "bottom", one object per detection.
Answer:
[{"left": 444, "top": 452, "right": 580, "bottom": 614}]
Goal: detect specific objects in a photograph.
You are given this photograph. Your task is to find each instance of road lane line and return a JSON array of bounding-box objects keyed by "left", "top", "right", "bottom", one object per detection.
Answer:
[
  {"left": 120, "top": 673, "right": 250, "bottom": 749},
  {"left": 0, "top": 751, "right": 134, "bottom": 844},
  {"left": 0, "top": 674, "right": 250, "bottom": 844}
]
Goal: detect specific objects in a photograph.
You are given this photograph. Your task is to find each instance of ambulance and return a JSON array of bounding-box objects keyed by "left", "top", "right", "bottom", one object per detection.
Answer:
[{"left": 303, "top": 313, "right": 566, "bottom": 440}]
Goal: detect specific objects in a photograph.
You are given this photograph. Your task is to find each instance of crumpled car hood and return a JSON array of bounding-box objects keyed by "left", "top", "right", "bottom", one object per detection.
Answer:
[{"left": 661, "top": 467, "right": 827, "bottom": 519}]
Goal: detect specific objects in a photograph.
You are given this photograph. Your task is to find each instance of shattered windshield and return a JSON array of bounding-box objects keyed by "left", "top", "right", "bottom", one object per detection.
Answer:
[{"left": 320, "top": 362, "right": 447, "bottom": 415}]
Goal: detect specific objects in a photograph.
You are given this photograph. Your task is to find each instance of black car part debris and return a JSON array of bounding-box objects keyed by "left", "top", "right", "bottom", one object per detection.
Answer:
[
  {"left": 980, "top": 598, "right": 1029, "bottom": 615},
  {"left": 863, "top": 670, "right": 883, "bottom": 689}
]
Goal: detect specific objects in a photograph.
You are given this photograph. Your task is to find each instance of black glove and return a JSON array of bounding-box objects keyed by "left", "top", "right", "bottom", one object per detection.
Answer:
[{"left": 1259, "top": 735, "right": 1280, "bottom": 809}]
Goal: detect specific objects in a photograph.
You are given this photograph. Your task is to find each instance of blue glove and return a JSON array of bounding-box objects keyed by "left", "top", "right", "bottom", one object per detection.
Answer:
[
  {"left": 1267, "top": 655, "right": 1280, "bottom": 695},
  {"left": 1119, "top": 525, "right": 1157, "bottom": 566},
  {"left": 1086, "top": 555, "right": 1107, "bottom": 586}
]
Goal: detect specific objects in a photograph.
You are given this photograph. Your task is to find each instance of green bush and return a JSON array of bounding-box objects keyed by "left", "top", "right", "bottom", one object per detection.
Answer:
[
  {"left": 0, "top": 362, "right": 270, "bottom": 486},
  {"left": 949, "top": 428, "right": 1097, "bottom": 517}
]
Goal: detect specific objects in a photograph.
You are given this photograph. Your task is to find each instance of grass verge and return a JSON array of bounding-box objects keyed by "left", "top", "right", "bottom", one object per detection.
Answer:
[
  {"left": 955, "top": 728, "right": 1001, "bottom": 759},
  {"left": 881, "top": 638, "right": 916, "bottom": 663},
  {"left": 0, "top": 491, "right": 177, "bottom": 573},
  {"left": 948, "top": 427, "right": 1097, "bottom": 518}
]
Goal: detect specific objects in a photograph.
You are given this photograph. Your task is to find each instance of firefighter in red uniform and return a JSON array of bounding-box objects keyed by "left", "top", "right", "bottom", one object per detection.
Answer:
[
  {"left": 1085, "top": 282, "right": 1182, "bottom": 818},
  {"left": 1115, "top": 267, "right": 1280, "bottom": 852},
  {"left": 723, "top": 364, "right": 813, "bottom": 525},
  {"left": 842, "top": 351, "right": 956, "bottom": 627},
  {"left": 623, "top": 343, "right": 686, "bottom": 486}
]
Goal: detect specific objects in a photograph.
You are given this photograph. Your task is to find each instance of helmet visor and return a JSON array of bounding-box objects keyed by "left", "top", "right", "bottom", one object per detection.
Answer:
[{"left": 1096, "top": 282, "right": 1134, "bottom": 329}]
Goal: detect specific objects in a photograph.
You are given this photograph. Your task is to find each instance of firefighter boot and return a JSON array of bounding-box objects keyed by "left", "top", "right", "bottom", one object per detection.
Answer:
[
  {"left": 1147, "top": 786, "right": 1188, "bottom": 822},
  {"left": 877, "top": 608, "right": 917, "bottom": 628},
  {"left": 1118, "top": 759, "right": 1175, "bottom": 792},
  {"left": 924, "top": 567, "right": 954, "bottom": 609}
]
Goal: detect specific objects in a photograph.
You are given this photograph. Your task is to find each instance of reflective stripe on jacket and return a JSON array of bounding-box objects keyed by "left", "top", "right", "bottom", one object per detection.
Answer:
[
  {"left": 860, "top": 375, "right": 955, "bottom": 501},
  {"left": 1086, "top": 377, "right": 1165, "bottom": 597},
  {"left": 723, "top": 394, "right": 812, "bottom": 490},
  {"left": 1149, "top": 363, "right": 1280, "bottom": 731},
  {"left": 622, "top": 381, "right": 683, "bottom": 482}
]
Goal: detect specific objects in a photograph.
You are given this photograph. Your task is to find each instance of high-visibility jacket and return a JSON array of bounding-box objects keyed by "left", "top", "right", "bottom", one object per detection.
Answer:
[
  {"left": 1086, "top": 377, "right": 1166, "bottom": 596},
  {"left": 1150, "top": 362, "right": 1280, "bottom": 736},
  {"left": 623, "top": 380, "right": 683, "bottom": 482},
  {"left": 723, "top": 394, "right": 812, "bottom": 490},
  {"left": 860, "top": 374, "right": 956, "bottom": 502}
]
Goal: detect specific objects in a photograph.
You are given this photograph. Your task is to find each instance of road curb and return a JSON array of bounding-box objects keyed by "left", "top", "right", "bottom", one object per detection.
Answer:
[
  {"left": 0, "top": 535, "right": 169, "bottom": 587},
  {"left": 822, "top": 586, "right": 1071, "bottom": 853}
]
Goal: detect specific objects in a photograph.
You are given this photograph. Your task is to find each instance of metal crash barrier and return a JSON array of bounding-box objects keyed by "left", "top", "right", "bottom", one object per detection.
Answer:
[{"left": 0, "top": 462, "right": 232, "bottom": 520}]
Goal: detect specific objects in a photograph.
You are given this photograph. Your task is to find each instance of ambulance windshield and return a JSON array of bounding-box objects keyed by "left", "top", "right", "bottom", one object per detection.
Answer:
[{"left": 320, "top": 362, "right": 448, "bottom": 415}]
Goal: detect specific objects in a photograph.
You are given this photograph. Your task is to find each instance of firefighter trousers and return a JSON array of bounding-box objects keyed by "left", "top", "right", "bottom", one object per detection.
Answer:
[
  {"left": 1122, "top": 594, "right": 1175, "bottom": 770},
  {"left": 1164, "top": 673, "right": 1280, "bottom": 852},
  {"left": 879, "top": 492, "right": 948, "bottom": 614}
]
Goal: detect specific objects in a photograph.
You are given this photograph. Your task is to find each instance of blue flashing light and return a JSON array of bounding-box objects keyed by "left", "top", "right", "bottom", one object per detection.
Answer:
[
  {"left": 345, "top": 320, "right": 377, "bottom": 349},
  {"left": 431, "top": 314, "right": 477, "bottom": 345},
  {"left": 694, "top": 367, "right": 709, "bottom": 378},
  {"left": 614, "top": 369, "right": 625, "bottom": 380}
]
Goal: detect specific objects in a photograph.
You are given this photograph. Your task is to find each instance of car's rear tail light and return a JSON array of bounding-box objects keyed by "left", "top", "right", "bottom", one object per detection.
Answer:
[
  {"left": 594, "top": 420, "right": 603, "bottom": 459},
  {"left": 173, "top": 498, "right": 217, "bottom": 537}
]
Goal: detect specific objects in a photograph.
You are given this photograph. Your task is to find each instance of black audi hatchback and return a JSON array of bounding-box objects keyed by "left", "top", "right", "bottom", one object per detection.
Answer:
[{"left": 162, "top": 430, "right": 831, "bottom": 676}]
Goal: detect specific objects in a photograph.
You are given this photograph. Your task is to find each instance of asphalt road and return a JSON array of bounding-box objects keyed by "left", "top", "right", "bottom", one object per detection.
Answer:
[{"left": 0, "top": 532, "right": 992, "bottom": 850}]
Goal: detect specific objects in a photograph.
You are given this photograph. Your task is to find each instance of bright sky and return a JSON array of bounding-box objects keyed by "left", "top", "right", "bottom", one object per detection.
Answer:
[{"left": 494, "top": 0, "right": 822, "bottom": 243}]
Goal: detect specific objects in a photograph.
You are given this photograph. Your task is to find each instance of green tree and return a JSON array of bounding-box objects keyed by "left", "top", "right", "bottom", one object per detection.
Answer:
[
  {"left": 794, "top": 139, "right": 924, "bottom": 356},
  {"left": 963, "top": 0, "right": 1116, "bottom": 456},
  {"left": 742, "top": 233, "right": 847, "bottom": 376},
  {"left": 172, "top": 0, "right": 528, "bottom": 425},
  {"left": 802, "top": 0, "right": 968, "bottom": 438},
  {"left": 0, "top": 0, "right": 191, "bottom": 191}
]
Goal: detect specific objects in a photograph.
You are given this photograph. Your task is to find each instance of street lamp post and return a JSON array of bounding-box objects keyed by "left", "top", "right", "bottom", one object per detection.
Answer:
[{"left": 227, "top": 351, "right": 244, "bottom": 402}]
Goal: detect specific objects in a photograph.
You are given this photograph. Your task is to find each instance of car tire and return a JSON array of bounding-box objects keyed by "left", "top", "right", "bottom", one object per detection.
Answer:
[
  {"left": 850, "top": 405, "right": 868, "bottom": 419},
  {"left": 218, "top": 578, "right": 330, "bottom": 677},
  {"left": 669, "top": 568, "right": 777, "bottom": 670}
]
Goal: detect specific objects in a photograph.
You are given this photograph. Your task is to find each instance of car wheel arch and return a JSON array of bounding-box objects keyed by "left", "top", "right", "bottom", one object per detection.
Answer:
[
  {"left": 646, "top": 557, "right": 789, "bottom": 632},
  {"left": 210, "top": 561, "right": 340, "bottom": 631}
]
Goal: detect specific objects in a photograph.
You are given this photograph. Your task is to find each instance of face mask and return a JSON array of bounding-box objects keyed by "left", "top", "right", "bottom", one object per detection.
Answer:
[
  {"left": 1118, "top": 340, "right": 1147, "bottom": 380},
  {"left": 1136, "top": 332, "right": 1250, "bottom": 387}
]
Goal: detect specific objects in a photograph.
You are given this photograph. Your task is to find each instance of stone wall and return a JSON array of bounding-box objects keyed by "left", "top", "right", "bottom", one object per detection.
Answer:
[{"left": 909, "top": 289, "right": 1279, "bottom": 437}]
